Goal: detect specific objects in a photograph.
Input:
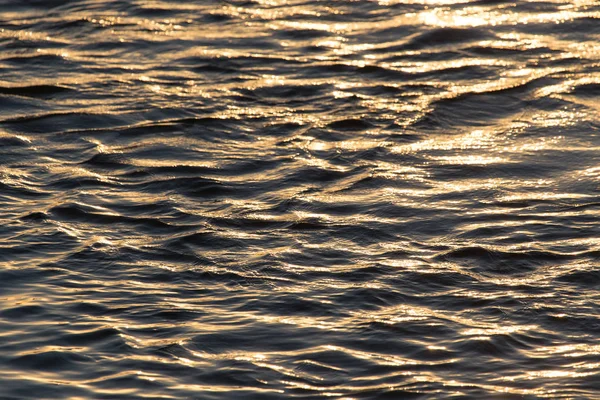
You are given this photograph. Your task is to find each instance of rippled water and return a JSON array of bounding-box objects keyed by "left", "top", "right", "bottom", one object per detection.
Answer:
[{"left": 1, "top": 0, "right": 600, "bottom": 398}]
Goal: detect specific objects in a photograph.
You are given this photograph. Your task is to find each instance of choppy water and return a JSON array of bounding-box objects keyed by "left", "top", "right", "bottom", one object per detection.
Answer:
[{"left": 1, "top": 0, "right": 600, "bottom": 398}]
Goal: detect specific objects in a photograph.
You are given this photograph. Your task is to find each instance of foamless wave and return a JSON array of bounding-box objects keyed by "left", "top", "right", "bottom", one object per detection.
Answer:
[{"left": 1, "top": 0, "right": 600, "bottom": 398}]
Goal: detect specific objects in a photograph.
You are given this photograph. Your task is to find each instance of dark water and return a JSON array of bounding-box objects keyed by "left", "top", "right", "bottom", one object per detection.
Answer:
[{"left": 1, "top": 0, "right": 600, "bottom": 398}]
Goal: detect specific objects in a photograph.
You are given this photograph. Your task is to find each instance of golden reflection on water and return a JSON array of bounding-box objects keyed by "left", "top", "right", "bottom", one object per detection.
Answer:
[{"left": 2, "top": 0, "right": 600, "bottom": 398}]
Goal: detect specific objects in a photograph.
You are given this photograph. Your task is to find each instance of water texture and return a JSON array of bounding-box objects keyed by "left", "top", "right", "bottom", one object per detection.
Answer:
[{"left": 1, "top": 0, "right": 600, "bottom": 398}]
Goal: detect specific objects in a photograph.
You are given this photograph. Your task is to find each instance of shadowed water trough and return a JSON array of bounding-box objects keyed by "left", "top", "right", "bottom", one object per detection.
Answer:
[{"left": 1, "top": 0, "right": 600, "bottom": 398}]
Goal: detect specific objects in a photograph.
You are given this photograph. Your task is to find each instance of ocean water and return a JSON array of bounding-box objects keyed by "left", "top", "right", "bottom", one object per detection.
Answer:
[{"left": 1, "top": 0, "right": 600, "bottom": 398}]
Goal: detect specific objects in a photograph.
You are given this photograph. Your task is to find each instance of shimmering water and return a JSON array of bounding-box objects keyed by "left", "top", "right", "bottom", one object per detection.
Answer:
[{"left": 1, "top": 0, "right": 600, "bottom": 398}]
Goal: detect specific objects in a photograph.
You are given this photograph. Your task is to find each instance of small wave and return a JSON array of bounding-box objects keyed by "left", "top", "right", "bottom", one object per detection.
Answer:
[{"left": 2, "top": 0, "right": 600, "bottom": 398}]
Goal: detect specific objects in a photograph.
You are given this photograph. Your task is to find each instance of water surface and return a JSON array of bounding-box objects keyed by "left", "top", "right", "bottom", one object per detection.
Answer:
[{"left": 1, "top": 0, "right": 600, "bottom": 398}]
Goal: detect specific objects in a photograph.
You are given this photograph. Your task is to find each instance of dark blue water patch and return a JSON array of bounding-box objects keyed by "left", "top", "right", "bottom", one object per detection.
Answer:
[
  {"left": 0, "top": 264, "right": 67, "bottom": 294},
  {"left": 1, "top": 111, "right": 143, "bottom": 134},
  {"left": 298, "top": 62, "right": 411, "bottom": 82},
  {"left": 484, "top": 197, "right": 561, "bottom": 209},
  {"left": 0, "top": 181, "right": 51, "bottom": 200},
  {"left": 177, "top": 53, "right": 294, "bottom": 74},
  {"left": 55, "top": 326, "right": 123, "bottom": 348},
  {"left": 241, "top": 83, "right": 333, "bottom": 102},
  {"left": 323, "top": 224, "right": 400, "bottom": 246},
  {"left": 1, "top": 53, "right": 78, "bottom": 72},
  {"left": 542, "top": 194, "right": 600, "bottom": 215},
  {"left": 80, "top": 152, "right": 132, "bottom": 169},
  {"left": 360, "top": 203, "right": 422, "bottom": 221},
  {"left": 434, "top": 245, "right": 585, "bottom": 276},
  {"left": 118, "top": 246, "right": 213, "bottom": 269},
  {"left": 2, "top": 0, "right": 74, "bottom": 10},
  {"left": 414, "top": 64, "right": 504, "bottom": 81},
  {"left": 201, "top": 12, "right": 235, "bottom": 24},
  {"left": 412, "top": 91, "right": 525, "bottom": 130},
  {"left": 337, "top": 176, "right": 426, "bottom": 195},
  {"left": 257, "top": 121, "right": 307, "bottom": 138},
  {"left": 393, "top": 270, "right": 479, "bottom": 295},
  {"left": 276, "top": 27, "right": 333, "bottom": 40},
  {"left": 290, "top": 359, "right": 349, "bottom": 386},
  {"left": 526, "top": 91, "right": 583, "bottom": 111},
  {"left": 0, "top": 378, "right": 93, "bottom": 400},
  {"left": 189, "top": 61, "right": 243, "bottom": 76},
  {"left": 350, "top": 387, "right": 431, "bottom": 400},
  {"left": 44, "top": 175, "right": 116, "bottom": 191},
  {"left": 89, "top": 373, "right": 169, "bottom": 394},
  {"left": 234, "top": 294, "right": 342, "bottom": 317},
  {"left": 92, "top": 198, "right": 192, "bottom": 221},
  {"left": 280, "top": 165, "right": 359, "bottom": 186},
  {"left": 0, "top": 136, "right": 30, "bottom": 148},
  {"left": 121, "top": 3, "right": 189, "bottom": 19},
  {"left": 326, "top": 118, "right": 374, "bottom": 131},
  {"left": 297, "top": 127, "right": 360, "bottom": 144},
  {"left": 45, "top": 243, "right": 140, "bottom": 274},
  {"left": 0, "top": 93, "right": 50, "bottom": 118},
  {"left": 190, "top": 323, "right": 329, "bottom": 355},
  {"left": 423, "top": 161, "right": 559, "bottom": 182},
  {"left": 209, "top": 158, "right": 293, "bottom": 178},
  {"left": 131, "top": 176, "right": 239, "bottom": 198},
  {"left": 380, "top": 50, "right": 467, "bottom": 65},
  {"left": 0, "top": 84, "right": 73, "bottom": 99},
  {"left": 9, "top": 349, "right": 95, "bottom": 372},
  {"left": 344, "top": 84, "right": 407, "bottom": 98},
  {"left": 0, "top": 305, "right": 48, "bottom": 321},
  {"left": 171, "top": 117, "right": 260, "bottom": 142},
  {"left": 65, "top": 301, "right": 112, "bottom": 317},
  {"left": 539, "top": 313, "right": 600, "bottom": 341},
  {"left": 47, "top": 203, "right": 185, "bottom": 234},
  {"left": 102, "top": 145, "right": 204, "bottom": 167},
  {"left": 333, "top": 287, "right": 408, "bottom": 311},
  {"left": 466, "top": 43, "right": 558, "bottom": 58},
  {"left": 403, "top": 27, "right": 496, "bottom": 51},
  {"left": 205, "top": 215, "right": 285, "bottom": 231},
  {"left": 359, "top": 22, "right": 420, "bottom": 44},
  {"left": 517, "top": 16, "right": 600, "bottom": 38},
  {"left": 164, "top": 231, "right": 248, "bottom": 252},
  {"left": 554, "top": 268, "right": 600, "bottom": 288},
  {"left": 528, "top": 225, "right": 600, "bottom": 245},
  {"left": 570, "top": 83, "right": 600, "bottom": 97}
]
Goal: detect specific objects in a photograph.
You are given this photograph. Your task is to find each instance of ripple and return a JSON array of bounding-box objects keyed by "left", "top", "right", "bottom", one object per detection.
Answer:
[{"left": 2, "top": 0, "right": 600, "bottom": 398}]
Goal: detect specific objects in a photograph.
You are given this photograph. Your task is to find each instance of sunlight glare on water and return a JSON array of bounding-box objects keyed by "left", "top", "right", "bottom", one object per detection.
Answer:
[{"left": 1, "top": 0, "right": 600, "bottom": 398}]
